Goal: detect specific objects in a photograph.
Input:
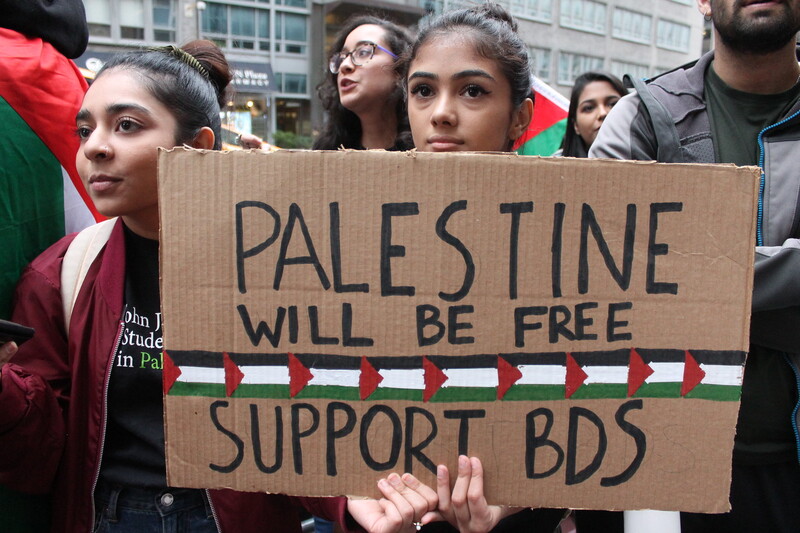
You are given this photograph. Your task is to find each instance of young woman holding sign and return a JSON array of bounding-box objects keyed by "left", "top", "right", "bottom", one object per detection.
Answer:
[
  {"left": 394, "top": 4, "right": 571, "bottom": 533},
  {"left": 0, "top": 41, "right": 436, "bottom": 533}
]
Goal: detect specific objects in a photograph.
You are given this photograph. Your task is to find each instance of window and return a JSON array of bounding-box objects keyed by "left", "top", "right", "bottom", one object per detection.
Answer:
[
  {"left": 657, "top": 19, "right": 690, "bottom": 52},
  {"left": 274, "top": 73, "right": 308, "bottom": 94},
  {"left": 510, "top": 0, "right": 553, "bottom": 22},
  {"left": 85, "top": 0, "right": 177, "bottom": 42},
  {"left": 153, "top": 0, "right": 176, "bottom": 42},
  {"left": 610, "top": 60, "right": 650, "bottom": 82},
  {"left": 560, "top": 0, "right": 606, "bottom": 34},
  {"left": 276, "top": 0, "right": 308, "bottom": 6},
  {"left": 612, "top": 8, "right": 651, "bottom": 44},
  {"left": 202, "top": 2, "right": 271, "bottom": 51},
  {"left": 557, "top": 52, "right": 604, "bottom": 85},
  {"left": 529, "top": 47, "right": 552, "bottom": 81},
  {"left": 86, "top": 0, "right": 112, "bottom": 37},
  {"left": 119, "top": 0, "right": 144, "bottom": 39},
  {"left": 275, "top": 12, "right": 307, "bottom": 54}
]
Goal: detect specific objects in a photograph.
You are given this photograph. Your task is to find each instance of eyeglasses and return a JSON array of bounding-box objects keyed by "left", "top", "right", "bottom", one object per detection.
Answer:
[{"left": 329, "top": 42, "right": 398, "bottom": 74}]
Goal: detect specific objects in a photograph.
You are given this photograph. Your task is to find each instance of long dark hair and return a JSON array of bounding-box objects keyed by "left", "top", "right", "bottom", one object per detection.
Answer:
[
  {"left": 401, "top": 2, "right": 532, "bottom": 110},
  {"left": 312, "top": 15, "right": 412, "bottom": 150},
  {"left": 560, "top": 71, "right": 626, "bottom": 158},
  {"left": 97, "top": 40, "right": 233, "bottom": 150}
]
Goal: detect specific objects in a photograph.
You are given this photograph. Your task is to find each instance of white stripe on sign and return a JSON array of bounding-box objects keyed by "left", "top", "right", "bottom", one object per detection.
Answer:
[
  {"left": 584, "top": 365, "right": 628, "bottom": 385},
  {"left": 517, "top": 365, "right": 566, "bottom": 385},
  {"left": 309, "top": 368, "right": 360, "bottom": 388},
  {"left": 647, "top": 363, "right": 684, "bottom": 383},
  {"left": 701, "top": 364, "right": 743, "bottom": 386},
  {"left": 240, "top": 365, "right": 290, "bottom": 385},
  {"left": 442, "top": 368, "right": 499, "bottom": 388},
  {"left": 178, "top": 366, "right": 225, "bottom": 384},
  {"left": 379, "top": 369, "right": 425, "bottom": 390}
]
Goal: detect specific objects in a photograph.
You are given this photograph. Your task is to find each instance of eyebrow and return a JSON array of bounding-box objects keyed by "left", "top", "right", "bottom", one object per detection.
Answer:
[
  {"left": 408, "top": 69, "right": 495, "bottom": 82},
  {"left": 408, "top": 71, "right": 437, "bottom": 82},
  {"left": 341, "top": 40, "right": 375, "bottom": 52},
  {"left": 452, "top": 69, "right": 495, "bottom": 81},
  {"left": 75, "top": 102, "right": 152, "bottom": 123}
]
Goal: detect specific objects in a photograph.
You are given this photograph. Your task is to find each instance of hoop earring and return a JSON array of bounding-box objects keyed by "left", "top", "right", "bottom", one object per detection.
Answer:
[{"left": 703, "top": 12, "right": 712, "bottom": 22}]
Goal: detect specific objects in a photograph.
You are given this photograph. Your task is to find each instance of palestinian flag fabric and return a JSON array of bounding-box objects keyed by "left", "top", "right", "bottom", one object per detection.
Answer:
[
  {"left": 513, "top": 76, "right": 569, "bottom": 157},
  {"left": 164, "top": 348, "right": 745, "bottom": 403},
  {"left": 0, "top": 29, "right": 98, "bottom": 317}
]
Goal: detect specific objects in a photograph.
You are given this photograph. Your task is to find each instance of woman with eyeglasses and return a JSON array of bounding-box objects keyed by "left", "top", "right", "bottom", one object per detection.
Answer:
[{"left": 312, "top": 15, "right": 413, "bottom": 150}]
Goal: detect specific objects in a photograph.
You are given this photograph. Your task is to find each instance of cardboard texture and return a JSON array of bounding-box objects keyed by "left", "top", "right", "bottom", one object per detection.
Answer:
[{"left": 158, "top": 149, "right": 759, "bottom": 512}]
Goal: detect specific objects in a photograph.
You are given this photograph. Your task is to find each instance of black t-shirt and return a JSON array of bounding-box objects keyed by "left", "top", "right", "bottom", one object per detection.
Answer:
[
  {"left": 706, "top": 64, "right": 800, "bottom": 167},
  {"left": 705, "top": 62, "right": 800, "bottom": 463},
  {"left": 99, "top": 224, "right": 166, "bottom": 487}
]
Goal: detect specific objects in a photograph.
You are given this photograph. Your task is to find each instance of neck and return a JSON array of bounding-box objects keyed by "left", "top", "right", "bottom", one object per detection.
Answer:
[
  {"left": 123, "top": 212, "right": 159, "bottom": 241},
  {"left": 713, "top": 36, "right": 800, "bottom": 94},
  {"left": 357, "top": 105, "right": 399, "bottom": 150}
]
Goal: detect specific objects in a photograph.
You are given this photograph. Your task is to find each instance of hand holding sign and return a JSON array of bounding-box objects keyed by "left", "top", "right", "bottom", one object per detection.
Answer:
[
  {"left": 347, "top": 472, "right": 438, "bottom": 533},
  {"left": 433, "top": 456, "right": 523, "bottom": 533}
]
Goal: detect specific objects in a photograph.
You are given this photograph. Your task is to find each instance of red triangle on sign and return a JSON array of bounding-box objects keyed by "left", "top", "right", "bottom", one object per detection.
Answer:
[
  {"left": 497, "top": 356, "right": 523, "bottom": 400},
  {"left": 627, "top": 348, "right": 654, "bottom": 397},
  {"left": 223, "top": 352, "right": 245, "bottom": 397},
  {"left": 288, "top": 352, "right": 314, "bottom": 398},
  {"left": 423, "top": 356, "right": 448, "bottom": 402},
  {"left": 162, "top": 350, "right": 182, "bottom": 395},
  {"left": 359, "top": 356, "right": 383, "bottom": 400},
  {"left": 681, "top": 350, "right": 706, "bottom": 396},
  {"left": 565, "top": 353, "right": 588, "bottom": 399}
]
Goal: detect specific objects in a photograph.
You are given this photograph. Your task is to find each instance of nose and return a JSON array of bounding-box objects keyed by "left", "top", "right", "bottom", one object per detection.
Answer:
[
  {"left": 598, "top": 104, "right": 612, "bottom": 122},
  {"left": 430, "top": 94, "right": 456, "bottom": 127},
  {"left": 339, "top": 54, "right": 356, "bottom": 74},
  {"left": 82, "top": 129, "right": 113, "bottom": 162}
]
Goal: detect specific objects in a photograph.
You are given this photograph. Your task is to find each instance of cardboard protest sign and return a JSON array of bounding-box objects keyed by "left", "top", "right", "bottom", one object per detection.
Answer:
[{"left": 158, "top": 149, "right": 759, "bottom": 512}]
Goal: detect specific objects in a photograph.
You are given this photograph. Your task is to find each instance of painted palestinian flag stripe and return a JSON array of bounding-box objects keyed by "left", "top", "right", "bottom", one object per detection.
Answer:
[
  {"left": 164, "top": 348, "right": 745, "bottom": 402},
  {"left": 513, "top": 76, "right": 569, "bottom": 157}
]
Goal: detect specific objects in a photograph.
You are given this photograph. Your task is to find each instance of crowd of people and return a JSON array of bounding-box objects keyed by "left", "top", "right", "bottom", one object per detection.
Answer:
[{"left": 1, "top": 0, "right": 799, "bottom": 531}]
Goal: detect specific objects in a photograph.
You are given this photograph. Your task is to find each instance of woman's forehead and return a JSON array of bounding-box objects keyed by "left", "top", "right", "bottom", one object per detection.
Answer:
[{"left": 344, "top": 24, "right": 388, "bottom": 49}]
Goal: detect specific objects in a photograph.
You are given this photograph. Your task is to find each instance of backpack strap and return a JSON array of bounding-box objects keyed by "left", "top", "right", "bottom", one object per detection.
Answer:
[
  {"left": 625, "top": 75, "right": 684, "bottom": 163},
  {"left": 61, "top": 218, "right": 117, "bottom": 331}
]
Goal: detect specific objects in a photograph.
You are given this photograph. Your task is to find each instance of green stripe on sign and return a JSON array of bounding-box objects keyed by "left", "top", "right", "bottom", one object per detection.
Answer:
[
  {"left": 684, "top": 384, "right": 742, "bottom": 402},
  {"left": 169, "top": 382, "right": 226, "bottom": 397},
  {"left": 633, "top": 383, "right": 682, "bottom": 398},
  {"left": 570, "top": 384, "right": 629, "bottom": 400},
  {"left": 0, "top": 96, "right": 66, "bottom": 319},
  {"left": 368, "top": 389, "right": 422, "bottom": 401},
  {"left": 503, "top": 385, "right": 565, "bottom": 401},
  {"left": 295, "top": 385, "right": 361, "bottom": 401},
  {"left": 516, "top": 119, "right": 567, "bottom": 156}
]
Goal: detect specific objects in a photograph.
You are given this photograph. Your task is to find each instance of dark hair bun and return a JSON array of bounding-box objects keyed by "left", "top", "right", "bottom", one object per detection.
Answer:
[
  {"left": 182, "top": 40, "right": 234, "bottom": 108},
  {"left": 473, "top": 2, "right": 518, "bottom": 32}
]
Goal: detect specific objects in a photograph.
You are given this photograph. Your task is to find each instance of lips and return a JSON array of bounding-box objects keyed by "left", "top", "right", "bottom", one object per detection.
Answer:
[
  {"left": 88, "top": 174, "right": 122, "bottom": 193},
  {"left": 339, "top": 78, "right": 357, "bottom": 92},
  {"left": 427, "top": 135, "right": 464, "bottom": 152}
]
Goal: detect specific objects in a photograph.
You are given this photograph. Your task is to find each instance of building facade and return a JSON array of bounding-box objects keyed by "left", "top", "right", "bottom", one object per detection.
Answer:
[{"left": 77, "top": 0, "right": 703, "bottom": 145}]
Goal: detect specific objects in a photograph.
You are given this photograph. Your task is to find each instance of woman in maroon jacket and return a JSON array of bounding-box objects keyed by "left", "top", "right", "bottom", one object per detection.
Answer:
[{"left": 0, "top": 41, "right": 435, "bottom": 533}]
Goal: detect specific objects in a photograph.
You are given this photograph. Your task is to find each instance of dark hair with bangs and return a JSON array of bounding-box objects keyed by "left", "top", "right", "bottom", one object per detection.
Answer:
[
  {"left": 313, "top": 15, "right": 413, "bottom": 150},
  {"left": 97, "top": 40, "right": 232, "bottom": 150},
  {"left": 400, "top": 2, "right": 532, "bottom": 109}
]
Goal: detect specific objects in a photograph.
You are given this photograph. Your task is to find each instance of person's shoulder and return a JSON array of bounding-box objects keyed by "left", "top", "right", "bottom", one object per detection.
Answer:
[{"left": 26, "top": 234, "right": 78, "bottom": 272}]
